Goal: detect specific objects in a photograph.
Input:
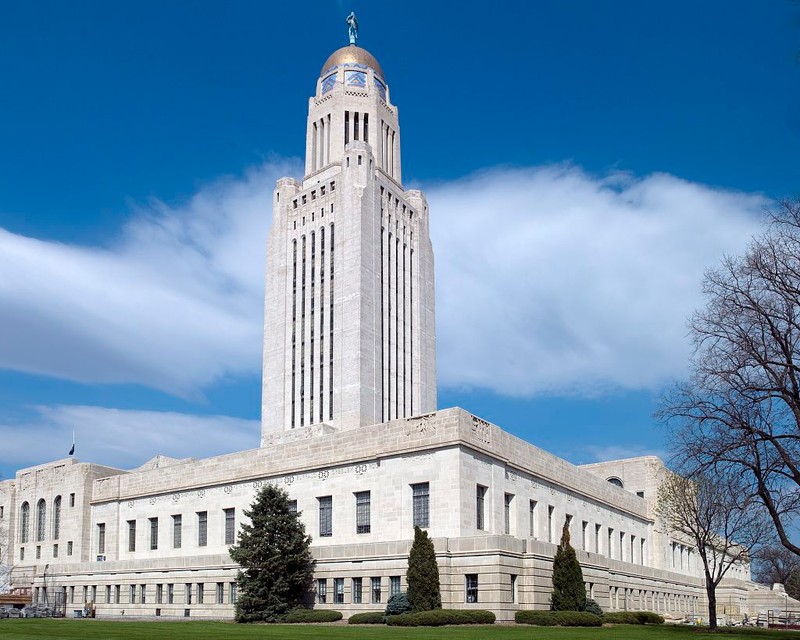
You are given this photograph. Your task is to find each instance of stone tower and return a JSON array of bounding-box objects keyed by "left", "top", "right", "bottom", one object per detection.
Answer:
[{"left": 261, "top": 40, "right": 436, "bottom": 439}]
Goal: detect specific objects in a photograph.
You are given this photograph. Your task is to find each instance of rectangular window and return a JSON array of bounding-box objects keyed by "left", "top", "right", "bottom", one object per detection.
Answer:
[
  {"left": 390, "top": 576, "right": 401, "bottom": 597},
  {"left": 547, "top": 506, "right": 554, "bottom": 543},
  {"left": 67, "top": 541, "right": 73, "bottom": 556},
  {"left": 197, "top": 511, "right": 208, "bottom": 547},
  {"left": 185, "top": 583, "right": 192, "bottom": 605},
  {"left": 511, "top": 574, "right": 517, "bottom": 603},
  {"left": 466, "top": 574, "right": 479, "bottom": 603},
  {"left": 582, "top": 521, "right": 589, "bottom": 550},
  {"left": 156, "top": 584, "right": 163, "bottom": 604},
  {"left": 197, "top": 583, "right": 204, "bottom": 604},
  {"left": 288, "top": 500, "right": 298, "bottom": 514},
  {"left": 53, "top": 543, "right": 58, "bottom": 558},
  {"left": 529, "top": 500, "right": 538, "bottom": 538},
  {"left": 608, "top": 528, "right": 614, "bottom": 559},
  {"left": 140, "top": 584, "right": 146, "bottom": 604},
  {"left": 595, "top": 524, "right": 602, "bottom": 554},
  {"left": 352, "top": 578, "right": 363, "bottom": 604},
  {"left": 371, "top": 577, "right": 381, "bottom": 603},
  {"left": 412, "top": 482, "right": 429, "bottom": 528},
  {"left": 334, "top": 578, "right": 344, "bottom": 604},
  {"left": 620, "top": 531, "right": 625, "bottom": 561},
  {"left": 83, "top": 586, "right": 88, "bottom": 603},
  {"left": 504, "top": 493, "right": 514, "bottom": 535},
  {"left": 171, "top": 514, "right": 182, "bottom": 549},
  {"left": 105, "top": 585, "right": 111, "bottom": 604},
  {"left": 97, "top": 523, "right": 106, "bottom": 554},
  {"left": 641, "top": 538, "right": 646, "bottom": 565},
  {"left": 69, "top": 493, "right": 75, "bottom": 507},
  {"left": 224, "top": 508, "right": 236, "bottom": 545},
  {"left": 355, "top": 491, "right": 371, "bottom": 534},
  {"left": 319, "top": 496, "right": 332, "bottom": 537},
  {"left": 216, "top": 582, "right": 224, "bottom": 604},
  {"left": 476, "top": 485, "right": 487, "bottom": 530},
  {"left": 127, "top": 520, "right": 136, "bottom": 552},
  {"left": 115, "top": 585, "right": 120, "bottom": 604},
  {"left": 317, "top": 578, "right": 327, "bottom": 604},
  {"left": 130, "top": 584, "right": 136, "bottom": 604},
  {"left": 149, "top": 517, "right": 158, "bottom": 550},
  {"left": 168, "top": 583, "right": 174, "bottom": 604}
]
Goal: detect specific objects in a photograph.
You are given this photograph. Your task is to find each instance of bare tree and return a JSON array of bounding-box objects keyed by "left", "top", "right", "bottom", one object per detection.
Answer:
[
  {"left": 660, "top": 198, "right": 800, "bottom": 556},
  {"left": 656, "top": 471, "right": 768, "bottom": 630},
  {"left": 753, "top": 543, "right": 800, "bottom": 600}
]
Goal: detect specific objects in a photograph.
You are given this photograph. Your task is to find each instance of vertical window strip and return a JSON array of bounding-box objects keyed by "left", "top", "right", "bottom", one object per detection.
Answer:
[
  {"left": 395, "top": 234, "right": 399, "bottom": 418},
  {"left": 329, "top": 223, "right": 334, "bottom": 420},
  {"left": 344, "top": 111, "right": 349, "bottom": 146},
  {"left": 319, "top": 226, "right": 325, "bottom": 423},
  {"left": 310, "top": 231, "right": 315, "bottom": 422},
  {"left": 291, "top": 239, "right": 297, "bottom": 427},
  {"left": 301, "top": 235, "right": 306, "bottom": 426},
  {"left": 380, "top": 225, "right": 385, "bottom": 422},
  {"left": 387, "top": 229, "right": 393, "bottom": 420}
]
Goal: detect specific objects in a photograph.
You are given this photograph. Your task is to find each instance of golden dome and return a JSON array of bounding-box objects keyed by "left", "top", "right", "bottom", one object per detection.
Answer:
[{"left": 321, "top": 45, "right": 384, "bottom": 79}]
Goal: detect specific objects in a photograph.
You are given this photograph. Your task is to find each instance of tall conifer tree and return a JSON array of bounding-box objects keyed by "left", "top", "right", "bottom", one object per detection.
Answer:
[
  {"left": 551, "top": 521, "right": 587, "bottom": 611},
  {"left": 229, "top": 484, "right": 314, "bottom": 622},
  {"left": 406, "top": 526, "right": 441, "bottom": 612}
]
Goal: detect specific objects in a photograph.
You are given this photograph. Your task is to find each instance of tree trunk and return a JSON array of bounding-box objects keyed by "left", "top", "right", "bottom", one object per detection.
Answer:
[{"left": 706, "top": 580, "right": 717, "bottom": 630}]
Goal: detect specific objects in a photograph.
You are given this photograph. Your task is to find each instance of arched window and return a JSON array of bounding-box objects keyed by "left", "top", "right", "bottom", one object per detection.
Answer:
[
  {"left": 607, "top": 476, "right": 624, "bottom": 489},
  {"left": 53, "top": 496, "right": 62, "bottom": 540},
  {"left": 20, "top": 502, "right": 30, "bottom": 543},
  {"left": 36, "top": 499, "right": 47, "bottom": 542}
]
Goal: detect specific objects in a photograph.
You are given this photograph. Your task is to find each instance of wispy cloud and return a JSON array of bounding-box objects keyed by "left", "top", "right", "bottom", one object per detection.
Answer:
[
  {"left": 428, "top": 165, "right": 766, "bottom": 396},
  {"left": 0, "top": 161, "right": 766, "bottom": 404},
  {"left": 0, "top": 405, "right": 259, "bottom": 471},
  {"left": 0, "top": 161, "right": 298, "bottom": 397}
]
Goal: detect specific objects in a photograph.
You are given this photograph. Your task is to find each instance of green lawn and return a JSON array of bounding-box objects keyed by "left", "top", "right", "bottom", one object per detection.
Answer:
[{"left": 1, "top": 620, "right": 799, "bottom": 640}]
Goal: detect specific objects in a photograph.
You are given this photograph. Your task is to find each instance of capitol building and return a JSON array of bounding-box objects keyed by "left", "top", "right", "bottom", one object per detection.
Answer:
[{"left": 0, "top": 30, "right": 787, "bottom": 622}]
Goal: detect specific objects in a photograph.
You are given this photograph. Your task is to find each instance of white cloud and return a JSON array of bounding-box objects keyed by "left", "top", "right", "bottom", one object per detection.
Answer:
[
  {"left": 0, "top": 406, "right": 259, "bottom": 471},
  {"left": 427, "top": 165, "right": 766, "bottom": 396},
  {"left": 0, "top": 161, "right": 298, "bottom": 397},
  {"left": 0, "top": 160, "right": 767, "bottom": 401}
]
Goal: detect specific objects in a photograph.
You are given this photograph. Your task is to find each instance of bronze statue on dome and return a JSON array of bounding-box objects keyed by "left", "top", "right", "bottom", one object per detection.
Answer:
[{"left": 347, "top": 12, "right": 358, "bottom": 45}]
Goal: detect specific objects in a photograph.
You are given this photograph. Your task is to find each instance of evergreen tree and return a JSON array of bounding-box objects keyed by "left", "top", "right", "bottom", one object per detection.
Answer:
[
  {"left": 550, "top": 521, "right": 587, "bottom": 611},
  {"left": 229, "top": 484, "right": 314, "bottom": 622},
  {"left": 406, "top": 526, "right": 441, "bottom": 612}
]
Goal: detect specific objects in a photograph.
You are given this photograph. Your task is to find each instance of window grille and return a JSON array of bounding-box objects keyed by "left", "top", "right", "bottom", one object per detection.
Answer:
[
  {"left": 411, "top": 482, "right": 429, "bottom": 528},
  {"left": 355, "top": 491, "right": 370, "bottom": 534},
  {"left": 319, "top": 496, "right": 332, "bottom": 537}
]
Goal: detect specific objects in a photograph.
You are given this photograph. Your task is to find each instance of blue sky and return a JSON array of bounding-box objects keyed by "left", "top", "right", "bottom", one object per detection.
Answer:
[{"left": 0, "top": 1, "right": 798, "bottom": 479}]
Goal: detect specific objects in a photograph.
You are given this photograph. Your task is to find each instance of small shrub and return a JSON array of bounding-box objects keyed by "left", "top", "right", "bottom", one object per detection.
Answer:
[
  {"left": 585, "top": 598, "right": 603, "bottom": 616},
  {"left": 603, "top": 610, "right": 664, "bottom": 625},
  {"left": 384, "top": 592, "right": 412, "bottom": 616},
  {"left": 282, "top": 608, "right": 343, "bottom": 623},
  {"left": 386, "top": 609, "right": 496, "bottom": 626},
  {"left": 348, "top": 612, "right": 385, "bottom": 624},
  {"left": 515, "top": 610, "right": 602, "bottom": 627}
]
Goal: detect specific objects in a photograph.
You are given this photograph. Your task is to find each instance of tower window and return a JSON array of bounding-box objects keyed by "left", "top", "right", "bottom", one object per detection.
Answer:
[
  {"left": 363, "top": 113, "right": 369, "bottom": 143},
  {"left": 344, "top": 111, "right": 349, "bottom": 145},
  {"left": 354, "top": 112, "right": 359, "bottom": 141}
]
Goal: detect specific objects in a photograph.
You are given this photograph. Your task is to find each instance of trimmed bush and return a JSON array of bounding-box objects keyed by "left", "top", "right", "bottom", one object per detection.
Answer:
[
  {"left": 386, "top": 609, "right": 496, "bottom": 626},
  {"left": 348, "top": 612, "right": 386, "bottom": 624},
  {"left": 515, "top": 610, "right": 602, "bottom": 627},
  {"left": 282, "top": 608, "right": 343, "bottom": 623},
  {"left": 585, "top": 598, "right": 603, "bottom": 616},
  {"left": 603, "top": 611, "right": 664, "bottom": 625},
  {"left": 384, "top": 592, "right": 412, "bottom": 616}
]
